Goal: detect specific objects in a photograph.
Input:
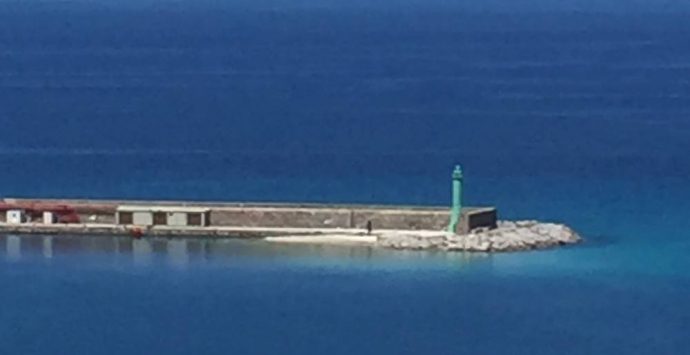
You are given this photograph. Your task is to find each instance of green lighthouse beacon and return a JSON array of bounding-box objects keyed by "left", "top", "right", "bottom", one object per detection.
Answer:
[{"left": 448, "top": 165, "right": 464, "bottom": 233}]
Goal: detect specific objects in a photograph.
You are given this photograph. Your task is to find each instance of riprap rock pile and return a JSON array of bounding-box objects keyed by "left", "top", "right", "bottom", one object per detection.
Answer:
[{"left": 376, "top": 220, "right": 581, "bottom": 252}]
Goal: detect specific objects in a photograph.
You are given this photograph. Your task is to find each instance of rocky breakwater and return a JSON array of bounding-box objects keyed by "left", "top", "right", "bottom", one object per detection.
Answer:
[{"left": 377, "top": 220, "right": 582, "bottom": 252}]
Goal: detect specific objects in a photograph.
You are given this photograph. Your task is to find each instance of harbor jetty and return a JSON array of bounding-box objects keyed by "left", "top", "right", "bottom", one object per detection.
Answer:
[{"left": 0, "top": 166, "right": 581, "bottom": 252}]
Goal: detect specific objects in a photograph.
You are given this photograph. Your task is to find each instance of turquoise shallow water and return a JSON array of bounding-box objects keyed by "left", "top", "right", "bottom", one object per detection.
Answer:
[
  {"left": 2, "top": 1, "right": 690, "bottom": 353},
  {"left": 1, "top": 232, "right": 689, "bottom": 355}
]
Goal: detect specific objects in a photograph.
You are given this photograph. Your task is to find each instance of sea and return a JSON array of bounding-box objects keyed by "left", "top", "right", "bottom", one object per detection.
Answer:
[{"left": 1, "top": 1, "right": 690, "bottom": 354}]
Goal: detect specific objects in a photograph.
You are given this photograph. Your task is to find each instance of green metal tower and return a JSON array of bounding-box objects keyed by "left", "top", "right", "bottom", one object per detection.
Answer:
[{"left": 448, "top": 165, "right": 464, "bottom": 233}]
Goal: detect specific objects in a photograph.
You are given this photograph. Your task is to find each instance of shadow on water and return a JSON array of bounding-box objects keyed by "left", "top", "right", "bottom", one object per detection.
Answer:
[{"left": 0, "top": 234, "right": 494, "bottom": 270}]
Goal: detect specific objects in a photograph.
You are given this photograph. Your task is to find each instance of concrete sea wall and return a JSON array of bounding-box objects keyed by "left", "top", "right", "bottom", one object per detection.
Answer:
[
  {"left": 0, "top": 198, "right": 500, "bottom": 242},
  {"left": 2, "top": 198, "right": 494, "bottom": 231}
]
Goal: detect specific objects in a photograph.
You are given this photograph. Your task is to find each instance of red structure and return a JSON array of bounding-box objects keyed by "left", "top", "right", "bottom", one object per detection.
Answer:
[{"left": 0, "top": 202, "right": 81, "bottom": 223}]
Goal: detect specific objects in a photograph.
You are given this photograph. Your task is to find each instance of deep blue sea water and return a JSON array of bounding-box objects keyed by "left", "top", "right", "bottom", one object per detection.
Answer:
[{"left": 2, "top": 1, "right": 690, "bottom": 354}]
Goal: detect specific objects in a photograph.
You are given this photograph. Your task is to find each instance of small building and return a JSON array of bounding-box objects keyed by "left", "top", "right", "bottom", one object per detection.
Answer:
[
  {"left": 116, "top": 206, "right": 211, "bottom": 227},
  {"left": 6, "top": 210, "right": 27, "bottom": 224},
  {"left": 43, "top": 211, "right": 57, "bottom": 224}
]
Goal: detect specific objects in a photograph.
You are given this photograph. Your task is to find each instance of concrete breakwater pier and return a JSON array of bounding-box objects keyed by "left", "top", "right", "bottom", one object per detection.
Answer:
[
  {"left": 0, "top": 166, "right": 582, "bottom": 252},
  {"left": 0, "top": 198, "right": 496, "bottom": 237}
]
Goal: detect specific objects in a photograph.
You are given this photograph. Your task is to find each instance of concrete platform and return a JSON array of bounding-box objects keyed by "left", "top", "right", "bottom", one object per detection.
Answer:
[{"left": 0, "top": 222, "right": 383, "bottom": 239}]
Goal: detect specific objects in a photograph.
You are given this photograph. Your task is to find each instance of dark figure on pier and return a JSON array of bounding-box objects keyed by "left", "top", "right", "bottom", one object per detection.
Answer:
[{"left": 366, "top": 220, "right": 373, "bottom": 235}]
